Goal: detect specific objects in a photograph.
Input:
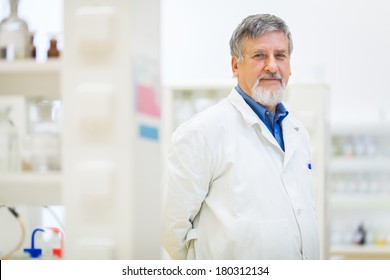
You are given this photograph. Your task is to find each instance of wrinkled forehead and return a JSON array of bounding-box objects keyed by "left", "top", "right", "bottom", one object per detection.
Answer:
[{"left": 242, "top": 31, "right": 290, "bottom": 53}]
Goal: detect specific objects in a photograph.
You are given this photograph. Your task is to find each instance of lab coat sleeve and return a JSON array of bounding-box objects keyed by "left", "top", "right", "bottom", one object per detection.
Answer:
[{"left": 163, "top": 124, "right": 213, "bottom": 260}]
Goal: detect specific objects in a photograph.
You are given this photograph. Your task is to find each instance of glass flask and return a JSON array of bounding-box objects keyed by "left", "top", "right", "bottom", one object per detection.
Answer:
[
  {"left": 0, "top": 0, "right": 29, "bottom": 60},
  {"left": 0, "top": 105, "right": 19, "bottom": 173}
]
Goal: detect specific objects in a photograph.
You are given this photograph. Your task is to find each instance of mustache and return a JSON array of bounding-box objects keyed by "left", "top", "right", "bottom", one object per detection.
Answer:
[
  {"left": 256, "top": 73, "right": 285, "bottom": 88},
  {"left": 258, "top": 73, "right": 283, "bottom": 80}
]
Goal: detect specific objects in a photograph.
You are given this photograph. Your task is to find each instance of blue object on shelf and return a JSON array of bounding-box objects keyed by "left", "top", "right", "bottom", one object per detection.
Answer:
[{"left": 24, "top": 228, "right": 45, "bottom": 258}]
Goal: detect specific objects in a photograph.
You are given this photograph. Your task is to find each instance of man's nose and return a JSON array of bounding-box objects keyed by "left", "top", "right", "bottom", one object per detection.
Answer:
[{"left": 264, "top": 56, "right": 278, "bottom": 73}]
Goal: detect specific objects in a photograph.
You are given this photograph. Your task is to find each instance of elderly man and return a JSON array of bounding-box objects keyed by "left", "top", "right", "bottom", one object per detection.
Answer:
[{"left": 163, "top": 14, "right": 320, "bottom": 260}]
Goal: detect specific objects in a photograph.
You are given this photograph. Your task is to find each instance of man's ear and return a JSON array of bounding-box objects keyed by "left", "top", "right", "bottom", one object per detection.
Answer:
[{"left": 231, "top": 56, "right": 239, "bottom": 77}]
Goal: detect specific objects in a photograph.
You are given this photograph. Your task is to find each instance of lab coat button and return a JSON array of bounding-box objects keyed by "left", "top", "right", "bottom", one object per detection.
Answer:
[{"left": 297, "top": 208, "right": 302, "bottom": 215}]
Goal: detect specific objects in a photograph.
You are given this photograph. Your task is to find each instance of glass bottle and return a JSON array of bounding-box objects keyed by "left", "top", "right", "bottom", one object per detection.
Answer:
[
  {"left": 0, "top": 105, "right": 19, "bottom": 173},
  {"left": 0, "top": 0, "right": 29, "bottom": 60},
  {"left": 353, "top": 222, "right": 367, "bottom": 245},
  {"left": 28, "top": 32, "right": 36, "bottom": 59},
  {"left": 27, "top": 98, "right": 61, "bottom": 173},
  {"left": 47, "top": 38, "right": 60, "bottom": 58}
]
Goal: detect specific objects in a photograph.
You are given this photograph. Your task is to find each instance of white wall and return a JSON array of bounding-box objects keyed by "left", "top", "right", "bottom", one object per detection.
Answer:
[{"left": 161, "top": 0, "right": 390, "bottom": 124}]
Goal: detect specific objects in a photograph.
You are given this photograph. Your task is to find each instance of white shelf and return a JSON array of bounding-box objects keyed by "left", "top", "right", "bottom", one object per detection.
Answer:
[
  {"left": 0, "top": 173, "right": 61, "bottom": 205},
  {"left": 330, "top": 194, "right": 390, "bottom": 208},
  {"left": 331, "top": 123, "right": 390, "bottom": 135},
  {"left": 330, "top": 245, "right": 390, "bottom": 259},
  {"left": 329, "top": 157, "right": 390, "bottom": 172},
  {"left": 331, "top": 244, "right": 390, "bottom": 253},
  {"left": 0, "top": 59, "right": 61, "bottom": 73},
  {"left": 0, "top": 60, "right": 61, "bottom": 98}
]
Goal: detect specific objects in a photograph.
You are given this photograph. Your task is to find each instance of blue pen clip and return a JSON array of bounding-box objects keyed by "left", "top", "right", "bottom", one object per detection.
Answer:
[{"left": 308, "top": 163, "right": 312, "bottom": 170}]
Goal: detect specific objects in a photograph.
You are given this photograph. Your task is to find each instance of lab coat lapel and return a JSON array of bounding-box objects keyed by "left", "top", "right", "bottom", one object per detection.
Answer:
[
  {"left": 228, "top": 89, "right": 284, "bottom": 153},
  {"left": 256, "top": 121, "right": 283, "bottom": 152},
  {"left": 282, "top": 117, "right": 300, "bottom": 170}
]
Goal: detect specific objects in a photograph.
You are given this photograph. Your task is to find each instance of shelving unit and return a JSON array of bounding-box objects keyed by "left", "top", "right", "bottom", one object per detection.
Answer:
[
  {"left": 0, "top": 59, "right": 62, "bottom": 261},
  {"left": 2, "top": 0, "right": 163, "bottom": 260},
  {"left": 161, "top": 82, "right": 233, "bottom": 158},
  {"left": 328, "top": 123, "right": 390, "bottom": 259},
  {"left": 163, "top": 82, "right": 233, "bottom": 128},
  {"left": 61, "top": 0, "right": 163, "bottom": 259},
  {"left": 0, "top": 59, "right": 61, "bottom": 206}
]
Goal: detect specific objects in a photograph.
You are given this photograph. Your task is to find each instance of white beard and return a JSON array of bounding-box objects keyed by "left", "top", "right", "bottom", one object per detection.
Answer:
[{"left": 251, "top": 75, "right": 285, "bottom": 107}]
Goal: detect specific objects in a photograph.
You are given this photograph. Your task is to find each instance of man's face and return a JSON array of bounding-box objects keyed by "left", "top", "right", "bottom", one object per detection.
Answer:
[{"left": 232, "top": 31, "right": 291, "bottom": 108}]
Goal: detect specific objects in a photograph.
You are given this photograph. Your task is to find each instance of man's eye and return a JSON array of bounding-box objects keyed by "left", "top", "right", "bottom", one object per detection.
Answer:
[
  {"left": 253, "top": 54, "right": 266, "bottom": 59},
  {"left": 275, "top": 54, "right": 287, "bottom": 59}
]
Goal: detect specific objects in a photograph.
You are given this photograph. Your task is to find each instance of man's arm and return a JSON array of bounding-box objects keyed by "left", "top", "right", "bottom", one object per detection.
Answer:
[{"left": 162, "top": 125, "right": 213, "bottom": 259}]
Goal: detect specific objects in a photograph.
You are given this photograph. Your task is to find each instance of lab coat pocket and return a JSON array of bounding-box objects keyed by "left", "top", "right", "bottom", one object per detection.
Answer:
[{"left": 186, "top": 229, "right": 199, "bottom": 260}]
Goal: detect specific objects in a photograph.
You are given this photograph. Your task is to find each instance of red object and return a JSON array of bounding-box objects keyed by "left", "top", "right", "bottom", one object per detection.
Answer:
[{"left": 47, "top": 227, "right": 64, "bottom": 258}]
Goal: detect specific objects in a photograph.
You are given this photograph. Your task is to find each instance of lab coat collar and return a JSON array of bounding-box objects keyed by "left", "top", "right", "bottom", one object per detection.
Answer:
[
  {"left": 228, "top": 88, "right": 283, "bottom": 153},
  {"left": 228, "top": 88, "right": 302, "bottom": 166},
  {"left": 228, "top": 88, "right": 259, "bottom": 127}
]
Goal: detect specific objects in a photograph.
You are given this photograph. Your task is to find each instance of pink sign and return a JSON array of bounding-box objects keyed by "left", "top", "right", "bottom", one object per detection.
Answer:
[{"left": 136, "top": 84, "right": 160, "bottom": 118}]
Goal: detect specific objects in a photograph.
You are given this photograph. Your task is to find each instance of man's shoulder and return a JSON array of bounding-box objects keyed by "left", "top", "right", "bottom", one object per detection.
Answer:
[{"left": 175, "top": 96, "right": 236, "bottom": 133}]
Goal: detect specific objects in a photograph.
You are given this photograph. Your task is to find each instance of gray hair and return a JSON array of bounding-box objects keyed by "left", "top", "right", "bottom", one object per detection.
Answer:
[{"left": 229, "top": 14, "right": 293, "bottom": 62}]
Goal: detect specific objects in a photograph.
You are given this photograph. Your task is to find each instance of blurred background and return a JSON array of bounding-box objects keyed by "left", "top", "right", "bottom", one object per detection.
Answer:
[{"left": 1, "top": 0, "right": 390, "bottom": 260}]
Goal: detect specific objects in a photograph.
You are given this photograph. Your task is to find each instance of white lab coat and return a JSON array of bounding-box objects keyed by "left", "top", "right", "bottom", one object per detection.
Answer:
[{"left": 163, "top": 88, "right": 320, "bottom": 260}]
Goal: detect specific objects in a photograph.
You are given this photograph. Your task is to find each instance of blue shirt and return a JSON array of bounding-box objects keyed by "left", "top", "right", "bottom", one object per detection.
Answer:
[{"left": 235, "top": 85, "right": 288, "bottom": 151}]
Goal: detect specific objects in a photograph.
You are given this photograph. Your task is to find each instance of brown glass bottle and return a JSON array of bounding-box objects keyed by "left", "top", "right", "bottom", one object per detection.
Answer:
[
  {"left": 29, "top": 33, "right": 36, "bottom": 59},
  {"left": 47, "top": 38, "right": 60, "bottom": 58}
]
